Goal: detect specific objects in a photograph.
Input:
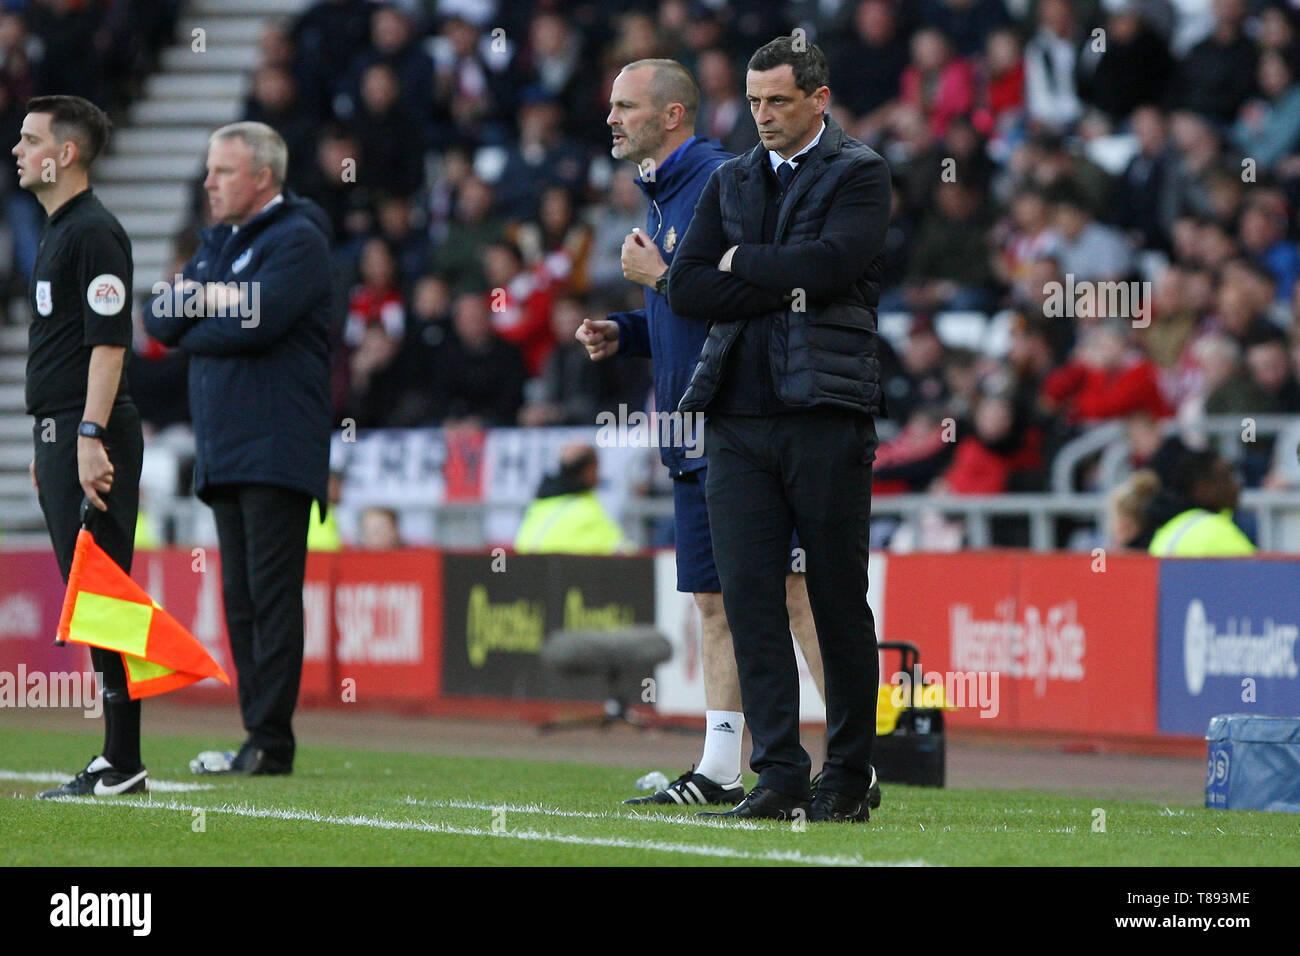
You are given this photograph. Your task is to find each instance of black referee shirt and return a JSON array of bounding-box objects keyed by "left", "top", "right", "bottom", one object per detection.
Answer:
[{"left": 25, "top": 188, "right": 133, "bottom": 416}]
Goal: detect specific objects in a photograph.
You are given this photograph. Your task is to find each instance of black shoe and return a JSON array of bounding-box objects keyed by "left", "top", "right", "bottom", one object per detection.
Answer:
[
  {"left": 190, "top": 742, "right": 292, "bottom": 776},
  {"left": 811, "top": 765, "right": 882, "bottom": 810},
  {"left": 37, "top": 756, "right": 147, "bottom": 799},
  {"left": 696, "top": 786, "right": 810, "bottom": 820},
  {"left": 234, "top": 747, "right": 292, "bottom": 776},
  {"left": 809, "top": 786, "right": 870, "bottom": 822},
  {"left": 624, "top": 768, "right": 743, "bottom": 806}
]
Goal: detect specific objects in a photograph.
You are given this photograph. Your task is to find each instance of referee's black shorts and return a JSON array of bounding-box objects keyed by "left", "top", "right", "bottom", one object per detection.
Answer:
[{"left": 33, "top": 403, "right": 143, "bottom": 582}]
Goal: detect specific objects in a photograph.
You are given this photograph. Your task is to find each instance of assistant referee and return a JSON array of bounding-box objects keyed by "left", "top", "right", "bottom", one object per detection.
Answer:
[{"left": 16, "top": 95, "right": 146, "bottom": 799}]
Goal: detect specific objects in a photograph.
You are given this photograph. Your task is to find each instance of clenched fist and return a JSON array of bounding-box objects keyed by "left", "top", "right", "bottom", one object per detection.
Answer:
[
  {"left": 576, "top": 318, "right": 620, "bottom": 361},
  {"left": 622, "top": 229, "right": 667, "bottom": 289}
]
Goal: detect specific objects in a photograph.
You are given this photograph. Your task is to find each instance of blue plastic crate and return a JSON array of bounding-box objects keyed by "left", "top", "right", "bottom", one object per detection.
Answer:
[{"left": 1206, "top": 715, "right": 1300, "bottom": 813}]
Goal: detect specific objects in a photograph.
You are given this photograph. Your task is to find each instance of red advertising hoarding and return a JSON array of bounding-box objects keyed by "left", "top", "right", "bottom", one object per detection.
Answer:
[
  {"left": 1013, "top": 553, "right": 1158, "bottom": 734},
  {"left": 331, "top": 549, "right": 442, "bottom": 705},
  {"left": 126, "top": 549, "right": 443, "bottom": 707},
  {"left": 881, "top": 552, "right": 1018, "bottom": 728},
  {"left": 0, "top": 549, "right": 90, "bottom": 682},
  {"left": 0, "top": 545, "right": 1168, "bottom": 736},
  {"left": 882, "top": 551, "right": 1159, "bottom": 734}
]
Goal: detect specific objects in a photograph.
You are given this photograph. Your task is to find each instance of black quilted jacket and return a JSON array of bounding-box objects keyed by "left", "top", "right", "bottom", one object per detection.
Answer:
[{"left": 668, "top": 114, "right": 892, "bottom": 415}]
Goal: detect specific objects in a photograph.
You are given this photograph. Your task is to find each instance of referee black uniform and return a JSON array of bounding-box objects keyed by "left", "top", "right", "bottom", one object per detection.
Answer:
[{"left": 27, "top": 187, "right": 144, "bottom": 769}]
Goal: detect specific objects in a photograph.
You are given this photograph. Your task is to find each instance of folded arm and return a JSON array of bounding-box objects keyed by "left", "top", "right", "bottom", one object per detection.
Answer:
[
  {"left": 174, "top": 231, "right": 330, "bottom": 356},
  {"left": 666, "top": 171, "right": 791, "bottom": 320}
]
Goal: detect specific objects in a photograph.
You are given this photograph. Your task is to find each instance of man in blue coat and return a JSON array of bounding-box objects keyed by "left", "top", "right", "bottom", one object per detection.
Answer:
[
  {"left": 145, "top": 122, "right": 332, "bottom": 775},
  {"left": 578, "top": 59, "right": 835, "bottom": 808}
]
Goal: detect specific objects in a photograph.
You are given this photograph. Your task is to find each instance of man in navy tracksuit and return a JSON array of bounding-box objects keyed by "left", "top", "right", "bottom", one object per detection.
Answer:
[
  {"left": 145, "top": 122, "right": 332, "bottom": 775},
  {"left": 578, "top": 59, "right": 832, "bottom": 807}
]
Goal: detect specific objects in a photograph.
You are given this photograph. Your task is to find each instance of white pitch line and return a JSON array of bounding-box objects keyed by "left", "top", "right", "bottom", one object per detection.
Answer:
[
  {"left": 406, "top": 797, "right": 769, "bottom": 831},
  {"left": 43, "top": 795, "right": 930, "bottom": 867},
  {"left": 0, "top": 769, "right": 214, "bottom": 792}
]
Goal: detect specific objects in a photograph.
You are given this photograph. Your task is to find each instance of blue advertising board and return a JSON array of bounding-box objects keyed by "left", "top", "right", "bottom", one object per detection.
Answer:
[{"left": 1158, "top": 560, "right": 1300, "bottom": 735}]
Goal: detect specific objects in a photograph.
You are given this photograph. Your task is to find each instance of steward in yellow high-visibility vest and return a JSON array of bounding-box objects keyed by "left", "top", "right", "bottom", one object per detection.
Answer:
[
  {"left": 1149, "top": 508, "right": 1256, "bottom": 556},
  {"left": 306, "top": 499, "right": 342, "bottom": 551},
  {"left": 1145, "top": 448, "right": 1256, "bottom": 557},
  {"left": 514, "top": 443, "right": 628, "bottom": 554}
]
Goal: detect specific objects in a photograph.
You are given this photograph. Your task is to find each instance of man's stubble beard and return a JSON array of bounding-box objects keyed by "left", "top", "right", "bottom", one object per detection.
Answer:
[{"left": 621, "top": 117, "right": 665, "bottom": 167}]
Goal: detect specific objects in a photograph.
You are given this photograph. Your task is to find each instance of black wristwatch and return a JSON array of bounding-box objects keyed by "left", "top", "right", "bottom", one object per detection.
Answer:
[
  {"left": 654, "top": 273, "right": 669, "bottom": 297},
  {"left": 77, "top": 421, "right": 105, "bottom": 440}
]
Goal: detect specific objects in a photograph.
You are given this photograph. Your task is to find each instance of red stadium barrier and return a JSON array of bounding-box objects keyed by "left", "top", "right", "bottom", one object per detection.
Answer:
[
  {"left": 331, "top": 549, "right": 443, "bottom": 706},
  {"left": 0, "top": 549, "right": 85, "bottom": 685},
  {"left": 0, "top": 547, "right": 1212, "bottom": 742},
  {"left": 124, "top": 549, "right": 443, "bottom": 708},
  {"left": 882, "top": 551, "right": 1160, "bottom": 735}
]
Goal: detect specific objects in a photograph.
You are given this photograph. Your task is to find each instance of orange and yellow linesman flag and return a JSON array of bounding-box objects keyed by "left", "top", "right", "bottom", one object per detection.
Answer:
[{"left": 56, "top": 529, "right": 230, "bottom": 699}]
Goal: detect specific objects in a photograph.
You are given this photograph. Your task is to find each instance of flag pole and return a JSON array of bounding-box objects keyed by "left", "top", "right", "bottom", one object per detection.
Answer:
[{"left": 54, "top": 496, "right": 97, "bottom": 647}]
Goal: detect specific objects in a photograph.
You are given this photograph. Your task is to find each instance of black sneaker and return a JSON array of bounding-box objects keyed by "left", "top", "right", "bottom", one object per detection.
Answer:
[
  {"left": 37, "top": 756, "right": 147, "bottom": 799},
  {"left": 624, "top": 768, "right": 743, "bottom": 806},
  {"left": 697, "top": 786, "right": 811, "bottom": 820},
  {"left": 811, "top": 765, "right": 882, "bottom": 809}
]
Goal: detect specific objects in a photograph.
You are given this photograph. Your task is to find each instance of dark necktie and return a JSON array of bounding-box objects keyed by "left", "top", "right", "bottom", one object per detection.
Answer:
[{"left": 776, "top": 158, "right": 798, "bottom": 190}]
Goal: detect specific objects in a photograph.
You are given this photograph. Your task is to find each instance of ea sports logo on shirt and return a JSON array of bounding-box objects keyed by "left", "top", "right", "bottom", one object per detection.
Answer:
[{"left": 87, "top": 273, "right": 125, "bottom": 315}]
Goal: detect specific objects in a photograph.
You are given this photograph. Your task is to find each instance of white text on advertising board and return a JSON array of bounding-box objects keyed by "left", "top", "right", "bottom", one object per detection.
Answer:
[
  {"left": 336, "top": 583, "right": 422, "bottom": 663},
  {"left": 1183, "top": 599, "right": 1299, "bottom": 695},
  {"left": 950, "top": 599, "right": 1085, "bottom": 697}
]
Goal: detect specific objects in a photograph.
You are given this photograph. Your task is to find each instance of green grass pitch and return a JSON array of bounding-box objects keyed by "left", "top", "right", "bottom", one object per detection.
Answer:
[{"left": 0, "top": 728, "right": 1295, "bottom": 866}]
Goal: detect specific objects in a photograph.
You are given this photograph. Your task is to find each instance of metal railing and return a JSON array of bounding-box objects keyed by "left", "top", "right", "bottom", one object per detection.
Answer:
[
  {"left": 1056, "top": 414, "right": 1300, "bottom": 494},
  {"left": 45, "top": 485, "right": 1300, "bottom": 554},
  {"left": 622, "top": 489, "right": 1300, "bottom": 552},
  {"left": 33, "top": 413, "right": 1300, "bottom": 553}
]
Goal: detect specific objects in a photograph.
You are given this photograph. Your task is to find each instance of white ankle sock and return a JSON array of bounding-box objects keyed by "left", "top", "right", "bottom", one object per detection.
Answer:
[{"left": 696, "top": 710, "right": 744, "bottom": 784}]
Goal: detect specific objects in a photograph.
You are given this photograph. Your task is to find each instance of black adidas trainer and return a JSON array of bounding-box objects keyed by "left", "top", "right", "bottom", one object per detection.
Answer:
[{"left": 624, "top": 768, "right": 744, "bottom": 806}]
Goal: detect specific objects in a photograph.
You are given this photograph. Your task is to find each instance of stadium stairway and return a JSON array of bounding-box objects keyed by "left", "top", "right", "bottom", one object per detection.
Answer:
[
  {"left": 0, "top": 0, "right": 307, "bottom": 547},
  {"left": 0, "top": 325, "right": 40, "bottom": 547},
  {"left": 107, "top": 0, "right": 307, "bottom": 297}
]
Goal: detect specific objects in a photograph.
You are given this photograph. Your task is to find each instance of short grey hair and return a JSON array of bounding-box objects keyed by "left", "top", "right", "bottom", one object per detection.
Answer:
[
  {"left": 621, "top": 58, "right": 699, "bottom": 124},
  {"left": 210, "top": 121, "right": 288, "bottom": 186}
]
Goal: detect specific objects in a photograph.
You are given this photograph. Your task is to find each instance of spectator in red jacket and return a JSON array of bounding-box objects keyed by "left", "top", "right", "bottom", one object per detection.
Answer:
[
  {"left": 341, "top": 237, "right": 406, "bottom": 425},
  {"left": 900, "top": 28, "right": 976, "bottom": 141},
  {"left": 345, "top": 237, "right": 405, "bottom": 345},
  {"left": 482, "top": 240, "right": 555, "bottom": 376},
  {"left": 974, "top": 27, "right": 1024, "bottom": 138},
  {"left": 935, "top": 392, "right": 1043, "bottom": 494},
  {"left": 873, "top": 405, "right": 955, "bottom": 494},
  {"left": 1041, "top": 319, "right": 1172, "bottom": 425}
]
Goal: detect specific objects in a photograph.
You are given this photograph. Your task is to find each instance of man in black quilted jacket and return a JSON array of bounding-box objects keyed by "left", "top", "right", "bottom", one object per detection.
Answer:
[{"left": 668, "top": 35, "right": 891, "bottom": 823}]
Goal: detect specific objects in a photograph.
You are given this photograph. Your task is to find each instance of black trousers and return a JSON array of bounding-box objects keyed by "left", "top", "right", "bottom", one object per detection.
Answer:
[
  {"left": 34, "top": 405, "right": 143, "bottom": 657},
  {"left": 34, "top": 404, "right": 144, "bottom": 767},
  {"left": 705, "top": 410, "right": 879, "bottom": 799},
  {"left": 208, "top": 483, "right": 312, "bottom": 764}
]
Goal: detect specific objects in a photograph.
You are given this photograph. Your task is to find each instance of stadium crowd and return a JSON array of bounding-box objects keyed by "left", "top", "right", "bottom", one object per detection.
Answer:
[
  {"left": 0, "top": 0, "right": 179, "bottom": 309},
  {"left": 8, "top": 0, "right": 1300, "bottom": 550}
]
